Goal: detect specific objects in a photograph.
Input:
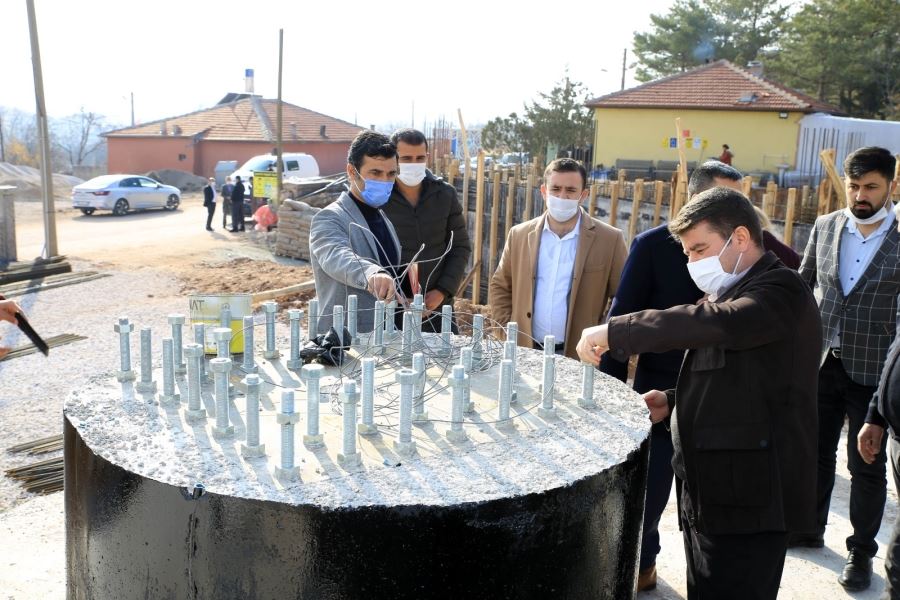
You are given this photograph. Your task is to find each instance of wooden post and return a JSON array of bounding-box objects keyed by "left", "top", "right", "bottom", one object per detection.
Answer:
[
  {"left": 458, "top": 109, "right": 471, "bottom": 225},
  {"left": 609, "top": 181, "right": 620, "bottom": 227},
  {"left": 504, "top": 171, "right": 516, "bottom": 239},
  {"left": 764, "top": 181, "right": 778, "bottom": 218},
  {"left": 818, "top": 178, "right": 832, "bottom": 217},
  {"left": 784, "top": 187, "right": 798, "bottom": 248},
  {"left": 588, "top": 183, "right": 599, "bottom": 217},
  {"left": 617, "top": 170, "right": 626, "bottom": 189},
  {"left": 629, "top": 179, "right": 644, "bottom": 240},
  {"left": 524, "top": 172, "right": 535, "bottom": 221},
  {"left": 819, "top": 148, "right": 847, "bottom": 207},
  {"left": 488, "top": 167, "right": 502, "bottom": 301},
  {"left": 673, "top": 179, "right": 687, "bottom": 218},
  {"left": 741, "top": 176, "right": 753, "bottom": 198},
  {"left": 472, "top": 151, "right": 486, "bottom": 304},
  {"left": 653, "top": 180, "right": 664, "bottom": 226}
]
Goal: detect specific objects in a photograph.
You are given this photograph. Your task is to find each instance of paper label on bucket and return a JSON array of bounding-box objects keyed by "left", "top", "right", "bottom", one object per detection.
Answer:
[{"left": 189, "top": 294, "right": 252, "bottom": 354}]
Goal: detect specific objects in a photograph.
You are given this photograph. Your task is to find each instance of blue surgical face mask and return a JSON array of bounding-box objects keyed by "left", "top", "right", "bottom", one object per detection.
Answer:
[{"left": 353, "top": 168, "right": 394, "bottom": 208}]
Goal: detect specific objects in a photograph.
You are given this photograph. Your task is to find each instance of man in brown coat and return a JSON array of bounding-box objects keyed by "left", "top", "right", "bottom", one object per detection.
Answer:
[
  {"left": 577, "top": 188, "right": 821, "bottom": 599},
  {"left": 489, "top": 158, "right": 627, "bottom": 359}
]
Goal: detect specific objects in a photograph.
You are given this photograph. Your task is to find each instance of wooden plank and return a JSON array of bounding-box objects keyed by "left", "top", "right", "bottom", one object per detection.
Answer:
[
  {"left": 250, "top": 279, "right": 315, "bottom": 303},
  {"left": 488, "top": 167, "right": 502, "bottom": 303},
  {"left": 784, "top": 188, "right": 798, "bottom": 247},
  {"left": 504, "top": 171, "right": 516, "bottom": 240},
  {"left": 472, "top": 151, "right": 486, "bottom": 304},
  {"left": 673, "top": 179, "right": 687, "bottom": 218},
  {"left": 764, "top": 181, "right": 778, "bottom": 217},
  {"left": 455, "top": 260, "right": 481, "bottom": 298},
  {"left": 741, "top": 176, "right": 753, "bottom": 197},
  {"left": 524, "top": 172, "right": 535, "bottom": 222},
  {"left": 609, "top": 181, "right": 620, "bottom": 227},
  {"left": 588, "top": 183, "right": 599, "bottom": 217},
  {"left": 457, "top": 109, "right": 471, "bottom": 225},
  {"left": 653, "top": 180, "right": 664, "bottom": 226},
  {"left": 629, "top": 179, "right": 644, "bottom": 241},
  {"left": 819, "top": 148, "right": 847, "bottom": 208}
]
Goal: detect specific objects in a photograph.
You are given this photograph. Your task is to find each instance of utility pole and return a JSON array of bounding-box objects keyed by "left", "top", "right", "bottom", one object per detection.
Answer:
[
  {"left": 0, "top": 112, "right": 5, "bottom": 162},
  {"left": 130, "top": 92, "right": 135, "bottom": 127},
  {"left": 275, "top": 28, "right": 283, "bottom": 208},
  {"left": 26, "top": 0, "right": 58, "bottom": 258},
  {"left": 621, "top": 49, "right": 627, "bottom": 91}
]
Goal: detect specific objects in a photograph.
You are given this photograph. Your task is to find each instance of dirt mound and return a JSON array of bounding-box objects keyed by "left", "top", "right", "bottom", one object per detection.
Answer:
[
  {"left": 144, "top": 169, "right": 206, "bottom": 192},
  {"left": 177, "top": 257, "right": 314, "bottom": 314},
  {"left": 0, "top": 162, "right": 83, "bottom": 201}
]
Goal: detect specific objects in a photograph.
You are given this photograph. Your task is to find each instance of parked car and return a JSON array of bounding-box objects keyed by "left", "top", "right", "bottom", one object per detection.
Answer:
[
  {"left": 72, "top": 175, "right": 181, "bottom": 216},
  {"left": 230, "top": 153, "right": 319, "bottom": 198},
  {"left": 459, "top": 155, "right": 494, "bottom": 174}
]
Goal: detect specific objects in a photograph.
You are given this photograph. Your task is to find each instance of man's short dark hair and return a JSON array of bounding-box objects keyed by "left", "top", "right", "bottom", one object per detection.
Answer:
[
  {"left": 390, "top": 128, "right": 428, "bottom": 151},
  {"left": 543, "top": 158, "right": 587, "bottom": 190},
  {"left": 688, "top": 160, "right": 743, "bottom": 196},
  {"left": 843, "top": 146, "right": 896, "bottom": 183},
  {"left": 669, "top": 187, "right": 763, "bottom": 246},
  {"left": 348, "top": 131, "right": 397, "bottom": 170}
]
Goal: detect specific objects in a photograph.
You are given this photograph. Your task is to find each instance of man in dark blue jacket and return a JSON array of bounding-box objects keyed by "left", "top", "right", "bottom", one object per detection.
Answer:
[{"left": 600, "top": 160, "right": 799, "bottom": 592}]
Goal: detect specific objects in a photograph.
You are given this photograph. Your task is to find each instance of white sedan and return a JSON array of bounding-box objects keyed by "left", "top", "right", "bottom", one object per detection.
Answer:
[{"left": 72, "top": 175, "right": 181, "bottom": 216}]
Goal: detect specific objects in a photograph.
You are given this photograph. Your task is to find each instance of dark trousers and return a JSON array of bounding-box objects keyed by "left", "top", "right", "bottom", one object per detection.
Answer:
[
  {"left": 883, "top": 438, "right": 900, "bottom": 599},
  {"left": 205, "top": 204, "right": 215, "bottom": 229},
  {"left": 231, "top": 203, "right": 245, "bottom": 231},
  {"left": 640, "top": 421, "right": 675, "bottom": 570},
  {"left": 681, "top": 487, "right": 788, "bottom": 599},
  {"left": 633, "top": 367, "right": 678, "bottom": 571},
  {"left": 816, "top": 353, "right": 887, "bottom": 557},
  {"left": 222, "top": 198, "right": 230, "bottom": 227}
]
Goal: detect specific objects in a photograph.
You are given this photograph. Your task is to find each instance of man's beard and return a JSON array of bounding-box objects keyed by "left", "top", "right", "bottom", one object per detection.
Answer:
[{"left": 849, "top": 194, "right": 887, "bottom": 219}]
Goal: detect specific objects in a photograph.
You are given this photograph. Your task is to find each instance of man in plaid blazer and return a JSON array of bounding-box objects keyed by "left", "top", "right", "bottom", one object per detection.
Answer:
[{"left": 798, "top": 147, "right": 900, "bottom": 592}]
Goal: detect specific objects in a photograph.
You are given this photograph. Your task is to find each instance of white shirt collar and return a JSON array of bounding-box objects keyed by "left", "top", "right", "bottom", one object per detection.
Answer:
[
  {"left": 542, "top": 212, "right": 582, "bottom": 241},
  {"left": 844, "top": 207, "right": 895, "bottom": 239}
]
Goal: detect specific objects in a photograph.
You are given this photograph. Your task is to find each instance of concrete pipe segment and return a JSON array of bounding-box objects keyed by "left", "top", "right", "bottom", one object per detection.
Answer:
[{"left": 64, "top": 323, "right": 650, "bottom": 599}]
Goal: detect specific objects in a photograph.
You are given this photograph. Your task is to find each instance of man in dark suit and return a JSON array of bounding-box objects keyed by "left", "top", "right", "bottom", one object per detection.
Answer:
[
  {"left": 202, "top": 177, "right": 216, "bottom": 231},
  {"left": 230, "top": 176, "right": 246, "bottom": 232},
  {"left": 798, "top": 146, "right": 900, "bottom": 591},
  {"left": 599, "top": 159, "right": 799, "bottom": 592},
  {"left": 580, "top": 188, "right": 821, "bottom": 599},
  {"left": 860, "top": 331, "right": 900, "bottom": 597}
]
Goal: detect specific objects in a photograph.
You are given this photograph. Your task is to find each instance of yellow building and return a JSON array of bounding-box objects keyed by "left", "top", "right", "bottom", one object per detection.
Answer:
[{"left": 586, "top": 60, "right": 843, "bottom": 177}]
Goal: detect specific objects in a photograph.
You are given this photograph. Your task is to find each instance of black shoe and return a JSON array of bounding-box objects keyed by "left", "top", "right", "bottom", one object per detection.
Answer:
[
  {"left": 229, "top": 229, "right": 238, "bottom": 233},
  {"left": 838, "top": 549, "right": 873, "bottom": 591},
  {"left": 206, "top": 227, "right": 213, "bottom": 231},
  {"left": 787, "top": 533, "right": 824, "bottom": 548}
]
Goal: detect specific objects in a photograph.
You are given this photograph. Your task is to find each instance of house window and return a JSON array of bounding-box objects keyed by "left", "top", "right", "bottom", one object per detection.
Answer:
[{"left": 178, "top": 154, "right": 186, "bottom": 161}]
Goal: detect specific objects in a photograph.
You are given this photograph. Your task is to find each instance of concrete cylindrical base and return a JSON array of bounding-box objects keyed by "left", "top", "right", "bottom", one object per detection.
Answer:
[{"left": 65, "top": 417, "right": 648, "bottom": 599}]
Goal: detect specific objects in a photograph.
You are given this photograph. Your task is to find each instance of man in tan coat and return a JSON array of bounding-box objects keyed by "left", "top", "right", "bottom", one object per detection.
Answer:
[{"left": 490, "top": 158, "right": 627, "bottom": 359}]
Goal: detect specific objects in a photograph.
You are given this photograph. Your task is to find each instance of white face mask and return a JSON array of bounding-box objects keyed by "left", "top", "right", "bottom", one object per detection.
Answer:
[
  {"left": 844, "top": 203, "right": 889, "bottom": 226},
  {"left": 686, "top": 233, "right": 745, "bottom": 299},
  {"left": 397, "top": 162, "right": 427, "bottom": 186},
  {"left": 546, "top": 194, "right": 580, "bottom": 222}
]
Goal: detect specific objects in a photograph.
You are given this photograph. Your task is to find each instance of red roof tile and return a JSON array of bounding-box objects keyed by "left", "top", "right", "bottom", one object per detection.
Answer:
[
  {"left": 105, "top": 98, "right": 365, "bottom": 142},
  {"left": 586, "top": 60, "right": 844, "bottom": 115}
]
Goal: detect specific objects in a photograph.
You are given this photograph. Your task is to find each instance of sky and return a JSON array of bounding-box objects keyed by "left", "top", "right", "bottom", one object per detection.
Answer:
[{"left": 2, "top": 0, "right": 677, "bottom": 131}]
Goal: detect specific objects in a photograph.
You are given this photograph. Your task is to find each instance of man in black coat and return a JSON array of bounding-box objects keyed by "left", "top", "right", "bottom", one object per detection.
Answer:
[
  {"left": 382, "top": 129, "right": 471, "bottom": 332},
  {"left": 578, "top": 188, "right": 821, "bottom": 599},
  {"left": 202, "top": 177, "right": 216, "bottom": 231},
  {"left": 860, "top": 331, "right": 900, "bottom": 598},
  {"left": 230, "top": 176, "right": 246, "bottom": 232}
]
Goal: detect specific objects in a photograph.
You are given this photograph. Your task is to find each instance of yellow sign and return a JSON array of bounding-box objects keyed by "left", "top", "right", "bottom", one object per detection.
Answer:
[{"left": 252, "top": 171, "right": 279, "bottom": 199}]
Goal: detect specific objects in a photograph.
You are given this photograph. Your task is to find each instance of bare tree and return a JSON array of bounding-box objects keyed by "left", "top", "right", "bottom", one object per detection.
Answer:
[{"left": 53, "top": 108, "right": 106, "bottom": 169}]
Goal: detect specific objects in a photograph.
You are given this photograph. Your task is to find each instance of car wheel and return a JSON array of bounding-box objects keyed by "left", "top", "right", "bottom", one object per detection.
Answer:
[
  {"left": 113, "top": 199, "right": 129, "bottom": 216},
  {"left": 80, "top": 208, "right": 95, "bottom": 216},
  {"left": 165, "top": 194, "right": 180, "bottom": 211}
]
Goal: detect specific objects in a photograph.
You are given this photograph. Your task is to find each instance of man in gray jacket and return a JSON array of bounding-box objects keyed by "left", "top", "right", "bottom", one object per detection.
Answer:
[
  {"left": 309, "top": 131, "right": 402, "bottom": 334},
  {"left": 383, "top": 128, "right": 471, "bottom": 332}
]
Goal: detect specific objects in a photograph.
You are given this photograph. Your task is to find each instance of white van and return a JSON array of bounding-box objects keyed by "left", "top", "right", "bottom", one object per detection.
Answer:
[{"left": 230, "top": 153, "right": 319, "bottom": 197}]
